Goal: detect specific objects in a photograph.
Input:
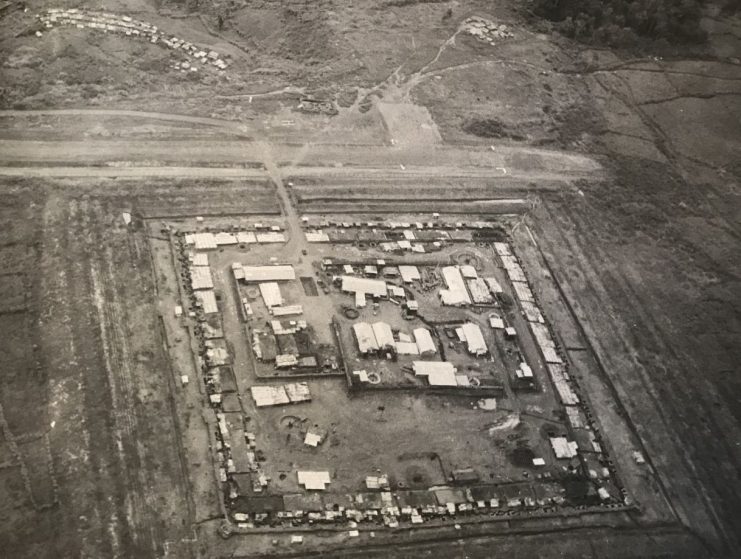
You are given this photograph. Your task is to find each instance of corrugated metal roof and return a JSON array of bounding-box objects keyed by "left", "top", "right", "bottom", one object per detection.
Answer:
[
  {"left": 256, "top": 232, "right": 286, "bottom": 243},
  {"left": 372, "top": 322, "right": 395, "bottom": 349},
  {"left": 305, "top": 230, "right": 330, "bottom": 242},
  {"left": 467, "top": 278, "right": 494, "bottom": 304},
  {"left": 191, "top": 266, "right": 214, "bottom": 290},
  {"left": 506, "top": 263, "right": 527, "bottom": 283},
  {"left": 461, "top": 323, "right": 488, "bottom": 355},
  {"left": 489, "top": 316, "right": 505, "bottom": 329},
  {"left": 193, "top": 232, "right": 217, "bottom": 250},
  {"left": 413, "top": 328, "right": 436, "bottom": 355},
  {"left": 428, "top": 369, "right": 458, "bottom": 386},
  {"left": 550, "top": 437, "right": 578, "bottom": 459},
  {"left": 259, "top": 282, "right": 283, "bottom": 308},
  {"left": 236, "top": 231, "right": 257, "bottom": 244},
  {"left": 460, "top": 265, "right": 478, "bottom": 279},
  {"left": 215, "top": 232, "right": 238, "bottom": 245},
  {"left": 272, "top": 305, "right": 303, "bottom": 316},
  {"left": 440, "top": 266, "right": 471, "bottom": 306},
  {"left": 251, "top": 385, "right": 290, "bottom": 407},
  {"left": 512, "top": 281, "right": 534, "bottom": 303},
  {"left": 413, "top": 361, "right": 456, "bottom": 376},
  {"left": 355, "top": 291, "right": 366, "bottom": 308},
  {"left": 341, "top": 275, "right": 387, "bottom": 297},
  {"left": 530, "top": 323, "right": 562, "bottom": 362},
  {"left": 395, "top": 341, "right": 419, "bottom": 355},
  {"left": 241, "top": 265, "right": 295, "bottom": 282},
  {"left": 297, "top": 471, "right": 331, "bottom": 490},
  {"left": 548, "top": 364, "right": 578, "bottom": 404},
  {"left": 484, "top": 277, "right": 503, "bottom": 294},
  {"left": 285, "top": 382, "right": 311, "bottom": 402},
  {"left": 353, "top": 322, "right": 378, "bottom": 353},
  {"left": 398, "top": 265, "right": 420, "bottom": 283},
  {"left": 195, "top": 290, "right": 218, "bottom": 314},
  {"left": 520, "top": 301, "right": 544, "bottom": 323},
  {"left": 494, "top": 242, "right": 511, "bottom": 256},
  {"left": 500, "top": 254, "right": 519, "bottom": 271}
]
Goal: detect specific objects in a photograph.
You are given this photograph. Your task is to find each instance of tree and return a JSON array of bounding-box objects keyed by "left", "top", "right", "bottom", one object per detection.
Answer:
[{"left": 530, "top": 0, "right": 706, "bottom": 44}]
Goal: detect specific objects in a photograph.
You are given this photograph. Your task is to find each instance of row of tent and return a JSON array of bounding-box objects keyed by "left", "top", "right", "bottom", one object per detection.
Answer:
[
  {"left": 495, "top": 243, "right": 581, "bottom": 410},
  {"left": 186, "top": 230, "right": 285, "bottom": 250},
  {"left": 37, "top": 9, "right": 230, "bottom": 69}
]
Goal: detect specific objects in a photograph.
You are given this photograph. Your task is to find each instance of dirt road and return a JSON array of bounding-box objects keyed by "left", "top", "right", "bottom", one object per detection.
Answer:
[{"left": 0, "top": 109, "right": 251, "bottom": 133}]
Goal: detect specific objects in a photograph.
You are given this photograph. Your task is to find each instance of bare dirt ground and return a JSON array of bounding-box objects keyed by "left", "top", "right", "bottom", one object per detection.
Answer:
[{"left": 0, "top": 0, "right": 739, "bottom": 558}]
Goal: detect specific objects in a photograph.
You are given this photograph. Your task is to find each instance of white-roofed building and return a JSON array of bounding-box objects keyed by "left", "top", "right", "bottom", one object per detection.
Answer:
[
  {"left": 232, "top": 262, "right": 245, "bottom": 281},
  {"left": 412, "top": 361, "right": 458, "bottom": 386},
  {"left": 460, "top": 265, "right": 478, "bottom": 279},
  {"left": 395, "top": 341, "right": 419, "bottom": 355},
  {"left": 236, "top": 231, "right": 257, "bottom": 244},
  {"left": 500, "top": 254, "right": 519, "bottom": 271},
  {"left": 341, "top": 276, "right": 387, "bottom": 298},
  {"left": 440, "top": 266, "right": 471, "bottom": 306},
  {"left": 241, "top": 265, "right": 295, "bottom": 282},
  {"left": 305, "top": 230, "right": 330, "bottom": 243},
  {"left": 256, "top": 232, "right": 286, "bottom": 243},
  {"left": 512, "top": 282, "right": 535, "bottom": 302},
  {"left": 494, "top": 242, "right": 511, "bottom": 256},
  {"left": 297, "top": 471, "right": 331, "bottom": 490},
  {"left": 413, "top": 328, "right": 437, "bottom": 356},
  {"left": 467, "top": 278, "right": 494, "bottom": 304},
  {"left": 461, "top": 323, "right": 488, "bottom": 356},
  {"left": 456, "top": 327, "right": 467, "bottom": 342},
  {"left": 413, "top": 361, "right": 456, "bottom": 379},
  {"left": 530, "top": 323, "right": 562, "bottom": 363},
  {"left": 192, "top": 253, "right": 209, "bottom": 267},
  {"left": 276, "top": 354, "right": 298, "bottom": 368},
  {"left": 372, "top": 322, "right": 395, "bottom": 350},
  {"left": 191, "top": 266, "right": 214, "bottom": 290},
  {"left": 515, "top": 362, "right": 534, "bottom": 379},
  {"left": 413, "top": 361, "right": 450, "bottom": 375},
  {"left": 389, "top": 285, "right": 405, "bottom": 299},
  {"left": 506, "top": 264, "right": 527, "bottom": 283},
  {"left": 355, "top": 291, "right": 366, "bottom": 308},
  {"left": 520, "top": 301, "right": 544, "bottom": 323},
  {"left": 193, "top": 232, "right": 217, "bottom": 250},
  {"left": 353, "top": 370, "right": 369, "bottom": 383},
  {"left": 251, "top": 385, "right": 290, "bottom": 407},
  {"left": 429, "top": 369, "right": 458, "bottom": 386},
  {"left": 548, "top": 364, "right": 579, "bottom": 404},
  {"left": 215, "top": 232, "right": 238, "bottom": 245},
  {"left": 550, "top": 437, "right": 578, "bottom": 459},
  {"left": 195, "top": 290, "right": 218, "bottom": 314},
  {"left": 272, "top": 305, "right": 303, "bottom": 317},
  {"left": 398, "top": 265, "right": 421, "bottom": 283},
  {"left": 259, "top": 282, "right": 283, "bottom": 308},
  {"left": 489, "top": 315, "right": 505, "bottom": 329},
  {"left": 484, "top": 277, "right": 503, "bottom": 294},
  {"left": 353, "top": 322, "right": 378, "bottom": 354}
]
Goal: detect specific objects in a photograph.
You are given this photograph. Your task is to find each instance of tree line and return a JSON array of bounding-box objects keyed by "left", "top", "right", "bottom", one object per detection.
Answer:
[{"left": 529, "top": 0, "right": 724, "bottom": 45}]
